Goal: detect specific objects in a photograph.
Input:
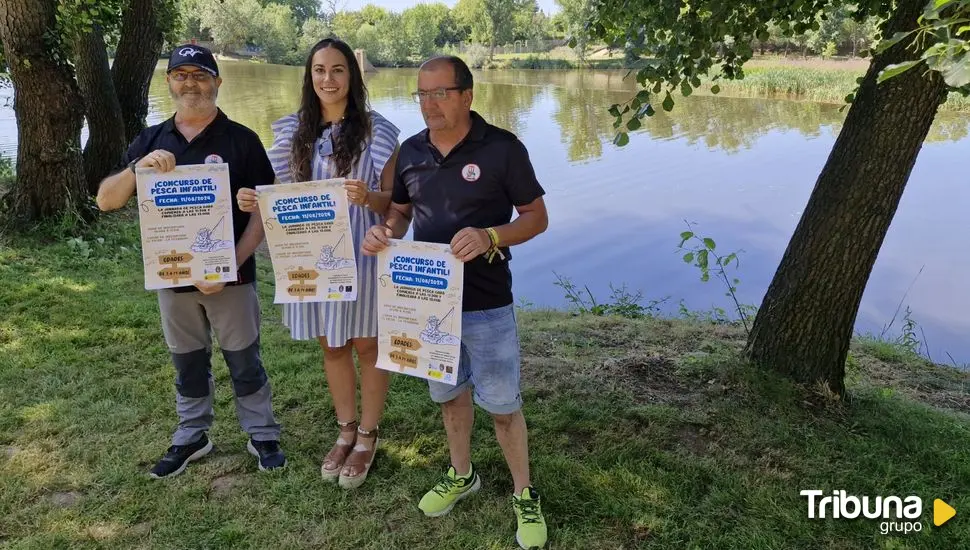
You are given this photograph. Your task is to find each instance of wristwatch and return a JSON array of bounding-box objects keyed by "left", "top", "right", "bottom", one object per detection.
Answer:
[{"left": 128, "top": 156, "right": 142, "bottom": 174}]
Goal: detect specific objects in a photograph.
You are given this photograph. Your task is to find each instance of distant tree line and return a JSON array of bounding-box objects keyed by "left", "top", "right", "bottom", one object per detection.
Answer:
[
  {"left": 177, "top": 0, "right": 566, "bottom": 66},
  {"left": 173, "top": 1, "right": 883, "bottom": 67}
]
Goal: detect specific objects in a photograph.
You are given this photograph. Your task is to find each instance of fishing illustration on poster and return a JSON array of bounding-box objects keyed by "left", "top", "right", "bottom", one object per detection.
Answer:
[
  {"left": 376, "top": 240, "right": 464, "bottom": 385},
  {"left": 256, "top": 178, "right": 358, "bottom": 303},
  {"left": 134, "top": 163, "right": 237, "bottom": 290}
]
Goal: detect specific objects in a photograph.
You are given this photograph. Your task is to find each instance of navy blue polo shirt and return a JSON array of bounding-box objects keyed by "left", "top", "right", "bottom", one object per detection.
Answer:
[
  {"left": 117, "top": 108, "right": 275, "bottom": 292},
  {"left": 392, "top": 111, "right": 545, "bottom": 311}
]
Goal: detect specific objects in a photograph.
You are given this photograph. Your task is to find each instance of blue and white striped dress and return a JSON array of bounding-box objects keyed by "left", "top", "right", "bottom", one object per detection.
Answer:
[{"left": 267, "top": 111, "right": 400, "bottom": 346}]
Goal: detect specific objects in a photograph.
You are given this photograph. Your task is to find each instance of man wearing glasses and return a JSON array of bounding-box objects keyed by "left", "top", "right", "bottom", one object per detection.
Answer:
[
  {"left": 362, "top": 56, "right": 550, "bottom": 549},
  {"left": 96, "top": 44, "right": 285, "bottom": 478}
]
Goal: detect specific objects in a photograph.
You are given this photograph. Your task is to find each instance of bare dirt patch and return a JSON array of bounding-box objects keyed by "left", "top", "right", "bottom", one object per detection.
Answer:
[
  {"left": 209, "top": 474, "right": 248, "bottom": 498},
  {"left": 50, "top": 491, "right": 80, "bottom": 508}
]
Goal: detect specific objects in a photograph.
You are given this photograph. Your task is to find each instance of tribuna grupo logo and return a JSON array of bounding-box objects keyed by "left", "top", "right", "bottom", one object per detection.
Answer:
[{"left": 800, "top": 490, "right": 955, "bottom": 535}]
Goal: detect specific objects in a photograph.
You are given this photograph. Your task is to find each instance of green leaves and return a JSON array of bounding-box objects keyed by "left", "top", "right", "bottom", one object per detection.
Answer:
[
  {"left": 588, "top": 0, "right": 911, "bottom": 148},
  {"left": 50, "top": 0, "right": 125, "bottom": 66},
  {"left": 696, "top": 249, "right": 710, "bottom": 274},
  {"left": 878, "top": 45, "right": 970, "bottom": 89},
  {"left": 874, "top": 31, "right": 915, "bottom": 54},
  {"left": 925, "top": 0, "right": 961, "bottom": 20},
  {"left": 674, "top": 220, "right": 751, "bottom": 333},
  {"left": 924, "top": 39, "right": 970, "bottom": 87},
  {"left": 877, "top": 60, "right": 923, "bottom": 83},
  {"left": 940, "top": 50, "right": 970, "bottom": 87},
  {"left": 679, "top": 230, "right": 694, "bottom": 247},
  {"left": 662, "top": 92, "right": 674, "bottom": 111},
  {"left": 872, "top": 1, "right": 970, "bottom": 91},
  {"left": 613, "top": 132, "right": 630, "bottom": 147}
]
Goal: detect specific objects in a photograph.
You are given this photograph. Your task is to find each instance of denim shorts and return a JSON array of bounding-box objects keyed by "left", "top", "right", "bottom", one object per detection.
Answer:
[{"left": 427, "top": 304, "right": 523, "bottom": 414}]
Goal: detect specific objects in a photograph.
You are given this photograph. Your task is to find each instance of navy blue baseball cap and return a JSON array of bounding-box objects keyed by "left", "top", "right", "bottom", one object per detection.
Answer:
[{"left": 167, "top": 44, "right": 219, "bottom": 77}]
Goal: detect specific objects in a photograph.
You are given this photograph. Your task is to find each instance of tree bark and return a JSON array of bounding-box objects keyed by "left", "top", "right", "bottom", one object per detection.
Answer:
[
  {"left": 745, "top": 0, "right": 948, "bottom": 396},
  {"left": 76, "top": 25, "right": 127, "bottom": 195},
  {"left": 0, "top": 0, "right": 88, "bottom": 223},
  {"left": 113, "top": 0, "right": 165, "bottom": 143}
]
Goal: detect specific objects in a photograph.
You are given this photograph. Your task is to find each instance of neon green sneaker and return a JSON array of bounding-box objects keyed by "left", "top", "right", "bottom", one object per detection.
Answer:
[
  {"left": 513, "top": 486, "right": 547, "bottom": 549},
  {"left": 418, "top": 464, "right": 481, "bottom": 517}
]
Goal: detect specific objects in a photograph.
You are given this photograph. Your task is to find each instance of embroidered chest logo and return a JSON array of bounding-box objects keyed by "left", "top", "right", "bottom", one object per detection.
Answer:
[
  {"left": 461, "top": 163, "right": 481, "bottom": 182},
  {"left": 205, "top": 154, "right": 223, "bottom": 164}
]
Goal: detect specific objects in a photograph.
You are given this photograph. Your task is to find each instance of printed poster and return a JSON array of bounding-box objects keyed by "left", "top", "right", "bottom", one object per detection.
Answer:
[
  {"left": 135, "top": 163, "right": 237, "bottom": 290},
  {"left": 256, "top": 178, "right": 358, "bottom": 303},
  {"left": 376, "top": 239, "right": 464, "bottom": 385}
]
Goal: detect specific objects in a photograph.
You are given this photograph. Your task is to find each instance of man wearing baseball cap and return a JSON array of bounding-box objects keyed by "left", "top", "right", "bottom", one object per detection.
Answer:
[
  {"left": 167, "top": 43, "right": 220, "bottom": 77},
  {"left": 96, "top": 43, "right": 285, "bottom": 478}
]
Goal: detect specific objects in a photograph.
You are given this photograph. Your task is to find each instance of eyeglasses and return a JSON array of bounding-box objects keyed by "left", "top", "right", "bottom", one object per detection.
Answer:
[
  {"left": 411, "top": 87, "right": 463, "bottom": 103},
  {"left": 170, "top": 71, "right": 212, "bottom": 82}
]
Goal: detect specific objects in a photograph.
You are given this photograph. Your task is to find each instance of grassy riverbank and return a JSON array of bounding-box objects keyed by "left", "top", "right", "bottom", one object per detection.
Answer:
[
  {"left": 464, "top": 53, "right": 970, "bottom": 112},
  {"left": 0, "top": 216, "right": 970, "bottom": 549},
  {"left": 0, "top": 213, "right": 968, "bottom": 549},
  {"left": 700, "top": 64, "right": 970, "bottom": 112}
]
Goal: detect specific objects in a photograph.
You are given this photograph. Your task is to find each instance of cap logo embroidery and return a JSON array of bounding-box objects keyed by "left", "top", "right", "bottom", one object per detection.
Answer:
[
  {"left": 462, "top": 163, "right": 480, "bottom": 182},
  {"left": 179, "top": 47, "right": 203, "bottom": 57}
]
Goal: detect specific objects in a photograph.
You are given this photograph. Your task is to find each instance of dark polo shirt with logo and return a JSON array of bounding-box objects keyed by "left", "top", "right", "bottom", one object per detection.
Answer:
[
  {"left": 392, "top": 111, "right": 545, "bottom": 312},
  {"left": 117, "top": 108, "right": 274, "bottom": 293}
]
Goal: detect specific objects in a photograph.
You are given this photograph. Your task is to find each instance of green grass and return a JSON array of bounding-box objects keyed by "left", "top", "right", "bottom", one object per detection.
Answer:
[
  {"left": 708, "top": 66, "right": 864, "bottom": 102},
  {"left": 0, "top": 153, "right": 13, "bottom": 199},
  {"left": 697, "top": 65, "right": 970, "bottom": 112},
  {"left": 466, "top": 52, "right": 970, "bottom": 112},
  {"left": 484, "top": 51, "right": 646, "bottom": 70},
  {"left": 1, "top": 213, "right": 969, "bottom": 549}
]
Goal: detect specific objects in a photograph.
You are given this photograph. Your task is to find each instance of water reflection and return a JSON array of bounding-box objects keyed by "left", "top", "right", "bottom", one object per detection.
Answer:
[
  {"left": 4, "top": 62, "right": 968, "bottom": 162},
  {"left": 78, "top": 62, "right": 970, "bottom": 164},
  {"left": 2, "top": 61, "right": 969, "bottom": 363}
]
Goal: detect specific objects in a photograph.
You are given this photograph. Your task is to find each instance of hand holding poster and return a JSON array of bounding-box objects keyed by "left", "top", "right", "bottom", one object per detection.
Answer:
[
  {"left": 376, "top": 239, "right": 464, "bottom": 385},
  {"left": 256, "top": 179, "right": 358, "bottom": 303},
  {"left": 135, "top": 163, "right": 237, "bottom": 290}
]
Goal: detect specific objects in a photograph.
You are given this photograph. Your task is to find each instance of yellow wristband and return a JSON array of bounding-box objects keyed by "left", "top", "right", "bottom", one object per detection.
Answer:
[
  {"left": 485, "top": 227, "right": 500, "bottom": 247},
  {"left": 483, "top": 227, "right": 505, "bottom": 263}
]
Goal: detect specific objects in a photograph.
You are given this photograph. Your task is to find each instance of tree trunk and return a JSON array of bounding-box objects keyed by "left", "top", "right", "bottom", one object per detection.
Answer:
[
  {"left": 76, "top": 25, "right": 127, "bottom": 195},
  {"left": 113, "top": 0, "right": 165, "bottom": 143},
  {"left": 0, "top": 0, "right": 87, "bottom": 224},
  {"left": 745, "top": 0, "right": 948, "bottom": 396}
]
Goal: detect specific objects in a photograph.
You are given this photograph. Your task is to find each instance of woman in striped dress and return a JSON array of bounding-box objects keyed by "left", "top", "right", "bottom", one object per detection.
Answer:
[{"left": 238, "top": 38, "right": 399, "bottom": 489}]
